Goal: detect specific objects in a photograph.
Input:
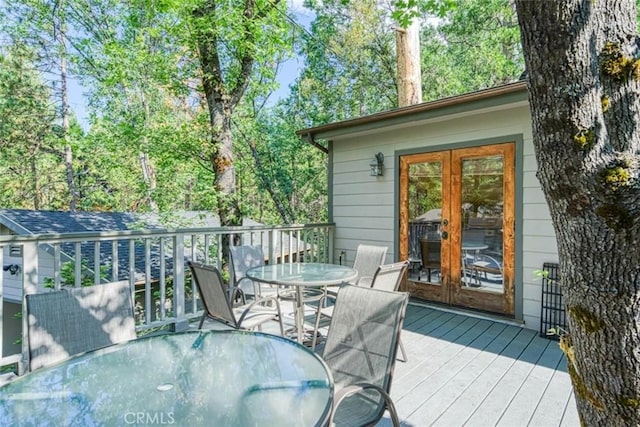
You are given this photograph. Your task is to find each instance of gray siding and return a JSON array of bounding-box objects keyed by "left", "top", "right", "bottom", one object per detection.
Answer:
[{"left": 329, "top": 102, "right": 558, "bottom": 330}]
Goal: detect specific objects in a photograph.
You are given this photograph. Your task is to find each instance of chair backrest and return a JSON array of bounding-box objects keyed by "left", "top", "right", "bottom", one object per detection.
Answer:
[
  {"left": 352, "top": 244, "right": 388, "bottom": 285},
  {"left": 370, "top": 261, "right": 409, "bottom": 292},
  {"left": 420, "top": 238, "right": 441, "bottom": 268},
  {"left": 229, "top": 245, "right": 265, "bottom": 295},
  {"left": 188, "top": 261, "right": 239, "bottom": 328},
  {"left": 26, "top": 280, "right": 136, "bottom": 371},
  {"left": 322, "top": 284, "right": 409, "bottom": 425},
  {"left": 462, "top": 228, "right": 486, "bottom": 245}
]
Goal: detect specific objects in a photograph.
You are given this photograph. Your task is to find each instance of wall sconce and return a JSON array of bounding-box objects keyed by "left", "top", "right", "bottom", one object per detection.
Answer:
[
  {"left": 3, "top": 264, "right": 20, "bottom": 275},
  {"left": 370, "top": 152, "right": 384, "bottom": 176}
]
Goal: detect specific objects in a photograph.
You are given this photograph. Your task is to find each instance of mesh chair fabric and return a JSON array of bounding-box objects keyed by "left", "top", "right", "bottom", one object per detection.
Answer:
[
  {"left": 352, "top": 245, "right": 387, "bottom": 286},
  {"left": 188, "top": 262, "right": 283, "bottom": 334},
  {"left": 322, "top": 284, "right": 408, "bottom": 426},
  {"left": 26, "top": 280, "right": 136, "bottom": 371},
  {"left": 229, "top": 245, "right": 278, "bottom": 298},
  {"left": 189, "top": 261, "right": 239, "bottom": 328},
  {"left": 369, "top": 261, "right": 409, "bottom": 292}
]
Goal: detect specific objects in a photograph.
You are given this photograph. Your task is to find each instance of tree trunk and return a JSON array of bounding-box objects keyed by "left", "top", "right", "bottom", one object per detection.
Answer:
[
  {"left": 247, "top": 138, "right": 292, "bottom": 223},
  {"left": 30, "top": 153, "right": 39, "bottom": 210},
  {"left": 138, "top": 151, "right": 158, "bottom": 212},
  {"left": 209, "top": 105, "right": 240, "bottom": 226},
  {"left": 56, "top": 0, "right": 78, "bottom": 211},
  {"left": 515, "top": 1, "right": 640, "bottom": 425},
  {"left": 396, "top": 20, "right": 422, "bottom": 107},
  {"left": 61, "top": 54, "right": 77, "bottom": 212},
  {"left": 193, "top": 0, "right": 256, "bottom": 227}
]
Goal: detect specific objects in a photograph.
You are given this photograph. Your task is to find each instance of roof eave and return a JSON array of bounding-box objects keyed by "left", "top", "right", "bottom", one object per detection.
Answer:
[{"left": 296, "top": 81, "right": 528, "bottom": 141}]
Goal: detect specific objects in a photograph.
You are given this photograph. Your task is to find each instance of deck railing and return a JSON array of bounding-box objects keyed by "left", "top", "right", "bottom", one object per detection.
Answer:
[{"left": 0, "top": 223, "right": 335, "bottom": 373}]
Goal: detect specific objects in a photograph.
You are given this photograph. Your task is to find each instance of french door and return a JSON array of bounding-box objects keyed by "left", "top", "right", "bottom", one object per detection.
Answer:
[{"left": 399, "top": 143, "right": 515, "bottom": 316}]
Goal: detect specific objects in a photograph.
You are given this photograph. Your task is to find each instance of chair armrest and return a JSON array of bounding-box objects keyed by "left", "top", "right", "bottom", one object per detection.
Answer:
[
  {"left": 330, "top": 382, "right": 400, "bottom": 427},
  {"left": 236, "top": 296, "right": 283, "bottom": 333},
  {"left": 228, "top": 287, "right": 246, "bottom": 304},
  {"left": 313, "top": 289, "right": 338, "bottom": 310},
  {"left": 236, "top": 276, "right": 260, "bottom": 296}
]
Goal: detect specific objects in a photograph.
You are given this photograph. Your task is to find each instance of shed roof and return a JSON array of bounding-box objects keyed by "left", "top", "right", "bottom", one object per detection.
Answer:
[
  {"left": 0, "top": 210, "right": 304, "bottom": 285},
  {"left": 0, "top": 209, "right": 159, "bottom": 235}
]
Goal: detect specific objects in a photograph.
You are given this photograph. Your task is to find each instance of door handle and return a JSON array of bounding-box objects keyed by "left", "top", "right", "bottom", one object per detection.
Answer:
[{"left": 441, "top": 231, "right": 448, "bottom": 239}]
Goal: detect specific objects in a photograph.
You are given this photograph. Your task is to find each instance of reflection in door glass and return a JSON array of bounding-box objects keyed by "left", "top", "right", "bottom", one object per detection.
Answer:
[
  {"left": 460, "top": 155, "right": 504, "bottom": 293},
  {"left": 408, "top": 161, "right": 442, "bottom": 285}
]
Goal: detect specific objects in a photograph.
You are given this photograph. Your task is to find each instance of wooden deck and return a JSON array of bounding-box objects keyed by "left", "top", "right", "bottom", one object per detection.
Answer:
[
  {"left": 377, "top": 302, "right": 579, "bottom": 427},
  {"left": 201, "top": 300, "right": 579, "bottom": 426}
]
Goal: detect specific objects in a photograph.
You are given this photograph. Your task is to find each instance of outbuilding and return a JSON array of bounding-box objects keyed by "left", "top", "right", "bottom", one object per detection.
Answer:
[{"left": 298, "top": 80, "right": 560, "bottom": 331}]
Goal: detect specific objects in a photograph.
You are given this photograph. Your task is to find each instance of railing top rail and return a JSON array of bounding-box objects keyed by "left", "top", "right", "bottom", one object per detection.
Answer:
[{"left": 0, "top": 223, "right": 336, "bottom": 244}]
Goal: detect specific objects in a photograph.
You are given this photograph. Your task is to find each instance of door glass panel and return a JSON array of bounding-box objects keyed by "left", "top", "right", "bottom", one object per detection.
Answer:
[
  {"left": 460, "top": 155, "right": 504, "bottom": 293},
  {"left": 408, "top": 161, "right": 442, "bottom": 285}
]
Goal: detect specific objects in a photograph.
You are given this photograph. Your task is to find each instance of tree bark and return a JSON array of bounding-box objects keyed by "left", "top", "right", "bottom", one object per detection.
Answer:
[
  {"left": 515, "top": 1, "right": 640, "bottom": 425},
  {"left": 396, "top": 20, "right": 422, "bottom": 107}
]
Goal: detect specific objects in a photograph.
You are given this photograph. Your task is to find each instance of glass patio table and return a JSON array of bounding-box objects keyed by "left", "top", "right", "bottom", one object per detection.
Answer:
[
  {"left": 246, "top": 263, "right": 358, "bottom": 344},
  {"left": 0, "top": 330, "right": 333, "bottom": 426}
]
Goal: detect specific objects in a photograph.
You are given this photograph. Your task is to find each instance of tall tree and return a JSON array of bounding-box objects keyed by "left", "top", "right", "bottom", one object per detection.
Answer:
[
  {"left": 2, "top": 0, "right": 80, "bottom": 210},
  {"left": 233, "top": 102, "right": 328, "bottom": 224},
  {"left": 64, "top": 0, "right": 193, "bottom": 212},
  {"left": 515, "top": 1, "right": 640, "bottom": 425},
  {"left": 185, "top": 0, "right": 291, "bottom": 226},
  {"left": 0, "top": 46, "right": 60, "bottom": 209}
]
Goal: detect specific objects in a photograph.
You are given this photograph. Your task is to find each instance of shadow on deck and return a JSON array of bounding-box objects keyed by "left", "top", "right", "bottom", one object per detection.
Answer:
[
  {"left": 201, "top": 300, "right": 579, "bottom": 427},
  {"left": 376, "top": 303, "right": 578, "bottom": 426}
]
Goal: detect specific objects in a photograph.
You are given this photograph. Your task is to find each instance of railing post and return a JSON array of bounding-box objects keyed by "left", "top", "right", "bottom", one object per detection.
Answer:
[
  {"left": 21, "top": 241, "right": 39, "bottom": 374},
  {"left": 172, "top": 234, "right": 188, "bottom": 331},
  {"left": 328, "top": 225, "right": 335, "bottom": 264}
]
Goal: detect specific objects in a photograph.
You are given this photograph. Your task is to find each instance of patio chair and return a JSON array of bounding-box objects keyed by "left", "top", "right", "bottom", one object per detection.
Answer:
[
  {"left": 369, "top": 261, "right": 410, "bottom": 363},
  {"left": 26, "top": 280, "right": 137, "bottom": 371},
  {"left": 229, "top": 245, "right": 278, "bottom": 300},
  {"left": 351, "top": 244, "right": 388, "bottom": 286},
  {"left": 419, "top": 237, "right": 441, "bottom": 282},
  {"left": 317, "top": 243, "right": 387, "bottom": 308},
  {"left": 321, "top": 284, "right": 409, "bottom": 427},
  {"left": 370, "top": 260, "right": 409, "bottom": 292},
  {"left": 312, "top": 261, "right": 410, "bottom": 362},
  {"left": 188, "top": 261, "right": 284, "bottom": 334},
  {"left": 468, "top": 253, "right": 504, "bottom": 286}
]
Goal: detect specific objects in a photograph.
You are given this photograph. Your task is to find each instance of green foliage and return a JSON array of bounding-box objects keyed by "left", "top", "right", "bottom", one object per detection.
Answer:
[
  {"left": 0, "top": 44, "right": 63, "bottom": 209},
  {"left": 42, "top": 260, "right": 109, "bottom": 288},
  {"left": 392, "top": 0, "right": 457, "bottom": 27},
  {"left": 420, "top": 0, "right": 523, "bottom": 100},
  {"left": 290, "top": 0, "right": 398, "bottom": 127},
  {"left": 0, "top": 0, "right": 524, "bottom": 226},
  {"left": 233, "top": 102, "right": 328, "bottom": 223}
]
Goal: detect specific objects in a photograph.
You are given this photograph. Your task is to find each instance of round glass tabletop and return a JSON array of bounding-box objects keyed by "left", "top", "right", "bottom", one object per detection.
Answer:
[
  {"left": 247, "top": 263, "right": 358, "bottom": 287},
  {"left": 0, "top": 330, "right": 333, "bottom": 426}
]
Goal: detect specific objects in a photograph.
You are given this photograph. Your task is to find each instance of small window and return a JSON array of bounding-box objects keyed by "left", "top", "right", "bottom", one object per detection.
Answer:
[{"left": 9, "top": 245, "right": 22, "bottom": 257}]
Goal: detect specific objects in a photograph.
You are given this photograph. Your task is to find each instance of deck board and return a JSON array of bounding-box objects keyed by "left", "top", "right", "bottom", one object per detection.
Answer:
[
  {"left": 374, "top": 303, "right": 578, "bottom": 427},
  {"left": 200, "top": 299, "right": 578, "bottom": 426}
]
